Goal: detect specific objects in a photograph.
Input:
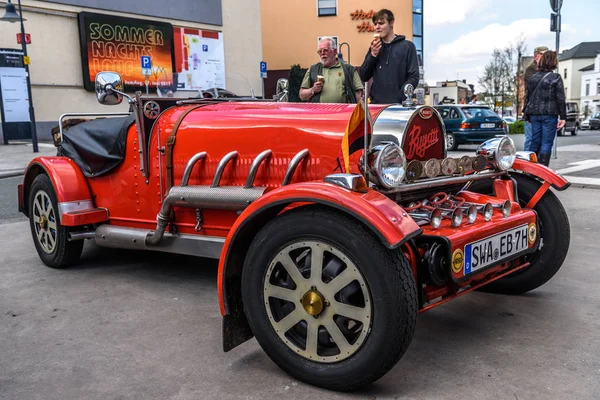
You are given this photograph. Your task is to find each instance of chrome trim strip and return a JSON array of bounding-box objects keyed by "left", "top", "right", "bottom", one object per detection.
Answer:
[
  {"left": 282, "top": 149, "right": 309, "bottom": 186},
  {"left": 58, "top": 200, "right": 95, "bottom": 223},
  {"left": 211, "top": 151, "right": 239, "bottom": 187},
  {"left": 245, "top": 149, "right": 272, "bottom": 188},
  {"left": 324, "top": 173, "right": 368, "bottom": 193},
  {"left": 380, "top": 171, "right": 507, "bottom": 194}
]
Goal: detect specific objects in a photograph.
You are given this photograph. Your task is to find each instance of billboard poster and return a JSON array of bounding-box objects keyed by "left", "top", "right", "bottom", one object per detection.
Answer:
[
  {"left": 78, "top": 12, "right": 176, "bottom": 92},
  {"left": 173, "top": 27, "right": 225, "bottom": 91}
]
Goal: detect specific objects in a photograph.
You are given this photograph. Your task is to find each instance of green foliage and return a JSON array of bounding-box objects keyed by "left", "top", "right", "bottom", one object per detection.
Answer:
[
  {"left": 287, "top": 64, "right": 307, "bottom": 103},
  {"left": 509, "top": 120, "right": 525, "bottom": 134}
]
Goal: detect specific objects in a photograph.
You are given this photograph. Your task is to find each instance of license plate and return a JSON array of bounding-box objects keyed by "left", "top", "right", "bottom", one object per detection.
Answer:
[
  {"left": 481, "top": 123, "right": 495, "bottom": 128},
  {"left": 464, "top": 224, "right": 529, "bottom": 274}
]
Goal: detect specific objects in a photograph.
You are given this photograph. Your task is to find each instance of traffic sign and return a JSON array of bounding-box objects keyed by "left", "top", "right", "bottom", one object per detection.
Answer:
[
  {"left": 141, "top": 56, "right": 152, "bottom": 76},
  {"left": 16, "top": 33, "right": 31, "bottom": 45},
  {"left": 260, "top": 61, "right": 267, "bottom": 79},
  {"left": 549, "top": 0, "right": 563, "bottom": 12}
]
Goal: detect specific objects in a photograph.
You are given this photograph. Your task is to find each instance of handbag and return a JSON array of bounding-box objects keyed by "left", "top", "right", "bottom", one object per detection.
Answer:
[{"left": 523, "top": 72, "right": 552, "bottom": 120}]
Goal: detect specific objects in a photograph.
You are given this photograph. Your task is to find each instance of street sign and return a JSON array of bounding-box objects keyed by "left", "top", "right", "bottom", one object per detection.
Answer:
[
  {"left": 551, "top": 13, "right": 561, "bottom": 32},
  {"left": 549, "top": 0, "right": 563, "bottom": 12},
  {"left": 141, "top": 56, "right": 152, "bottom": 76},
  {"left": 16, "top": 33, "right": 31, "bottom": 45},
  {"left": 260, "top": 61, "right": 267, "bottom": 79}
]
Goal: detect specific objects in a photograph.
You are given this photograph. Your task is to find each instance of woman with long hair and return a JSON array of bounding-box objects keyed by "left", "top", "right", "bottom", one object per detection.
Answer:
[{"left": 523, "top": 51, "right": 566, "bottom": 166}]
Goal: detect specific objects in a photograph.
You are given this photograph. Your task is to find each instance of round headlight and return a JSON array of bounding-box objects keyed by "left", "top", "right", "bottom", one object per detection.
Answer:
[
  {"left": 495, "top": 136, "right": 516, "bottom": 170},
  {"left": 373, "top": 143, "right": 407, "bottom": 188}
]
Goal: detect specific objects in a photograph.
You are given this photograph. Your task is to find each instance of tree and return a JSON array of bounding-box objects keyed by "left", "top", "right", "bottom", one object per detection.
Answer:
[{"left": 478, "top": 36, "right": 527, "bottom": 115}]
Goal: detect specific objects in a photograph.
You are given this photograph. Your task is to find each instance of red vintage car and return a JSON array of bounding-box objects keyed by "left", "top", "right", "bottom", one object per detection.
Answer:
[{"left": 18, "top": 72, "right": 571, "bottom": 391}]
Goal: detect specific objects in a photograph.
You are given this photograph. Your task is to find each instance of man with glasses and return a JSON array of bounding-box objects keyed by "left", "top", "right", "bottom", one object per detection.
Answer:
[
  {"left": 358, "top": 9, "right": 419, "bottom": 104},
  {"left": 300, "top": 37, "right": 363, "bottom": 103}
]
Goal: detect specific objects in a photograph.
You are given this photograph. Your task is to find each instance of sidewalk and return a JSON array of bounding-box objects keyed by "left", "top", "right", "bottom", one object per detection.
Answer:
[
  {"left": 1, "top": 140, "right": 599, "bottom": 188},
  {"left": 0, "top": 142, "right": 57, "bottom": 179}
]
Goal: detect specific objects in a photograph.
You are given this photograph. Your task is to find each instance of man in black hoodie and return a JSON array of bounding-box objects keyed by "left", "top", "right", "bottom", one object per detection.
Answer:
[{"left": 359, "top": 9, "right": 420, "bottom": 104}]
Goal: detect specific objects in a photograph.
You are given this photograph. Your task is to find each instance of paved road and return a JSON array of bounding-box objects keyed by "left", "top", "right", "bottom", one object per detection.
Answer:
[
  {"left": 1, "top": 187, "right": 599, "bottom": 400},
  {"left": 0, "top": 176, "right": 25, "bottom": 222}
]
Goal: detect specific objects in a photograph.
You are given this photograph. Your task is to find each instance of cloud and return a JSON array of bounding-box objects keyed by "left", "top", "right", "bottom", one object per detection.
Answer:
[
  {"left": 431, "top": 18, "right": 570, "bottom": 64},
  {"left": 424, "top": 0, "right": 493, "bottom": 26}
]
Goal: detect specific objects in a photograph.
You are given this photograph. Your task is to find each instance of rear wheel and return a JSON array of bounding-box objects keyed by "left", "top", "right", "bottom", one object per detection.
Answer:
[
  {"left": 571, "top": 125, "right": 578, "bottom": 135},
  {"left": 241, "top": 207, "right": 417, "bottom": 391},
  {"left": 470, "top": 175, "right": 570, "bottom": 294},
  {"left": 28, "top": 174, "right": 83, "bottom": 268},
  {"left": 446, "top": 133, "right": 458, "bottom": 151}
]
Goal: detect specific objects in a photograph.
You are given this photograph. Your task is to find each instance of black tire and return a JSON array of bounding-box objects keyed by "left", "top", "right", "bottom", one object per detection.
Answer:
[
  {"left": 470, "top": 174, "right": 570, "bottom": 294},
  {"left": 446, "top": 133, "right": 458, "bottom": 151},
  {"left": 241, "top": 207, "right": 417, "bottom": 391},
  {"left": 557, "top": 127, "right": 564, "bottom": 136},
  {"left": 28, "top": 174, "right": 83, "bottom": 268},
  {"left": 571, "top": 125, "right": 578, "bottom": 135}
]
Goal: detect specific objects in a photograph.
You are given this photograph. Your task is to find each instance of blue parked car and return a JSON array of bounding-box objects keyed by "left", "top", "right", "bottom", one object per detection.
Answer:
[{"left": 434, "top": 105, "right": 506, "bottom": 151}]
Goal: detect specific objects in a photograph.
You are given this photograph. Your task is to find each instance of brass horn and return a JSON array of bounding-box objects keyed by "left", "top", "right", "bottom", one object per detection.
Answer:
[
  {"left": 492, "top": 200, "right": 512, "bottom": 218},
  {"left": 407, "top": 208, "right": 443, "bottom": 228}
]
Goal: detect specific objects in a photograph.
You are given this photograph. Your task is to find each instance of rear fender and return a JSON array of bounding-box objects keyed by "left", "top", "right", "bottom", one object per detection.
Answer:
[
  {"left": 217, "top": 182, "right": 422, "bottom": 351},
  {"left": 21, "top": 157, "right": 97, "bottom": 223}
]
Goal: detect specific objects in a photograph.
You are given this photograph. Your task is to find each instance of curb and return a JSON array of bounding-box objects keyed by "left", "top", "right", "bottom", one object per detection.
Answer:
[{"left": 0, "top": 170, "right": 25, "bottom": 179}]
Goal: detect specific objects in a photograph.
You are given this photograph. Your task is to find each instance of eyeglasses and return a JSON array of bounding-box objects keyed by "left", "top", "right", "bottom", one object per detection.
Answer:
[{"left": 317, "top": 48, "right": 334, "bottom": 55}]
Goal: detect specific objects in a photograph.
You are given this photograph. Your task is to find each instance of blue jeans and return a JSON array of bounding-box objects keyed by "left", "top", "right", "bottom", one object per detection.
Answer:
[
  {"left": 524, "top": 121, "right": 532, "bottom": 151},
  {"left": 528, "top": 115, "right": 558, "bottom": 154}
]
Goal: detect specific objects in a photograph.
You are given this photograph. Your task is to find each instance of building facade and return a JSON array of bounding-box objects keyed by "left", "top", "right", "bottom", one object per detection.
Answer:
[
  {"left": 0, "top": 0, "right": 263, "bottom": 141},
  {"left": 427, "top": 80, "right": 472, "bottom": 106},
  {"left": 259, "top": 0, "right": 423, "bottom": 98},
  {"left": 558, "top": 42, "right": 600, "bottom": 103},
  {"left": 580, "top": 54, "right": 600, "bottom": 116}
]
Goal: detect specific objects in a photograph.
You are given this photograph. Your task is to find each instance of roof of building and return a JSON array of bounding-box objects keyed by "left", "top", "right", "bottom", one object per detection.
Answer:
[
  {"left": 579, "top": 64, "right": 595, "bottom": 72},
  {"left": 559, "top": 42, "right": 600, "bottom": 61}
]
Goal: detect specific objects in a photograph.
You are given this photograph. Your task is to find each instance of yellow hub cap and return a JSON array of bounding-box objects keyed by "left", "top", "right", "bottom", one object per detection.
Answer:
[
  {"left": 301, "top": 289, "right": 325, "bottom": 316},
  {"left": 39, "top": 215, "right": 48, "bottom": 230}
]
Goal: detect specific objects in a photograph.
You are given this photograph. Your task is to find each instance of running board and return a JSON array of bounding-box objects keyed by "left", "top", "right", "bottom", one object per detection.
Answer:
[{"left": 95, "top": 225, "right": 224, "bottom": 259}]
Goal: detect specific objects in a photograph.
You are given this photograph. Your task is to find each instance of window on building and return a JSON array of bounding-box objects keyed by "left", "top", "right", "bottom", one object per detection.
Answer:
[
  {"left": 586, "top": 82, "right": 590, "bottom": 96},
  {"left": 564, "top": 69, "right": 567, "bottom": 79},
  {"left": 597, "top": 80, "right": 600, "bottom": 95},
  {"left": 413, "top": 0, "right": 423, "bottom": 67},
  {"left": 413, "top": 0, "right": 423, "bottom": 13},
  {"left": 317, "top": 0, "right": 336, "bottom": 16}
]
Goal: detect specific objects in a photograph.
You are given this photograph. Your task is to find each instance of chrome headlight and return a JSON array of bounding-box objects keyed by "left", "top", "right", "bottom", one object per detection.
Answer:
[
  {"left": 371, "top": 143, "right": 407, "bottom": 188},
  {"left": 477, "top": 136, "right": 516, "bottom": 171}
]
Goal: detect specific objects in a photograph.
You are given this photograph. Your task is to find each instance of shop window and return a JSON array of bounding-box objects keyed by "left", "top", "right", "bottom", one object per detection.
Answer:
[{"left": 317, "top": 0, "right": 336, "bottom": 16}]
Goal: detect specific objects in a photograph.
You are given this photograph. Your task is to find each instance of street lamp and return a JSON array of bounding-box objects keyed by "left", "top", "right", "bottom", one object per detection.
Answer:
[{"left": 1, "top": 0, "right": 39, "bottom": 152}]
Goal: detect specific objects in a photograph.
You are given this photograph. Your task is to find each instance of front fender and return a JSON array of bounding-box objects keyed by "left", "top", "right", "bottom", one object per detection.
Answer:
[
  {"left": 512, "top": 158, "right": 570, "bottom": 190},
  {"left": 217, "top": 182, "right": 422, "bottom": 317},
  {"left": 21, "top": 157, "right": 94, "bottom": 218}
]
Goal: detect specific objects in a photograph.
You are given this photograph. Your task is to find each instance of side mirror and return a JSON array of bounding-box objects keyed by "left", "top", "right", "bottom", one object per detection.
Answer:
[
  {"left": 275, "top": 78, "right": 289, "bottom": 102},
  {"left": 95, "top": 72, "right": 124, "bottom": 105}
]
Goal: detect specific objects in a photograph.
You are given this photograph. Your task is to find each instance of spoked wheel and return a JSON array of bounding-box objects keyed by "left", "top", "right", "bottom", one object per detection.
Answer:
[
  {"left": 242, "top": 207, "right": 417, "bottom": 391},
  {"left": 469, "top": 174, "right": 570, "bottom": 294},
  {"left": 28, "top": 174, "right": 83, "bottom": 268},
  {"left": 263, "top": 241, "right": 372, "bottom": 363}
]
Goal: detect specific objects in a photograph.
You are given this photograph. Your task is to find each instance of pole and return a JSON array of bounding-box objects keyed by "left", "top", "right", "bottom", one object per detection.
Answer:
[
  {"left": 552, "top": 9, "right": 560, "bottom": 159},
  {"left": 18, "top": 0, "right": 38, "bottom": 152},
  {"left": 363, "top": 81, "right": 369, "bottom": 180}
]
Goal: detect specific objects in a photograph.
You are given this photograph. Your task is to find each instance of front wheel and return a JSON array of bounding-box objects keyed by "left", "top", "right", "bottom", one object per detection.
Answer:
[
  {"left": 28, "top": 174, "right": 83, "bottom": 268},
  {"left": 471, "top": 175, "right": 570, "bottom": 294},
  {"left": 241, "top": 207, "right": 417, "bottom": 391},
  {"left": 446, "top": 133, "right": 458, "bottom": 151}
]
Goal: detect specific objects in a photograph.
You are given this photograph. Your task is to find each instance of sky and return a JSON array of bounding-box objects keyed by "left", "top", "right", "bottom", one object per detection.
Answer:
[{"left": 423, "top": 0, "right": 600, "bottom": 91}]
